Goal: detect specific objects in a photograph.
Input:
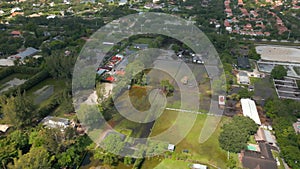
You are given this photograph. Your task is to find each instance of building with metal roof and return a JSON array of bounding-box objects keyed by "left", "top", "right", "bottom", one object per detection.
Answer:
[
  {"left": 255, "top": 127, "right": 276, "bottom": 145},
  {"left": 14, "top": 47, "right": 39, "bottom": 60},
  {"left": 237, "top": 56, "right": 251, "bottom": 69},
  {"left": 241, "top": 98, "right": 261, "bottom": 125}
]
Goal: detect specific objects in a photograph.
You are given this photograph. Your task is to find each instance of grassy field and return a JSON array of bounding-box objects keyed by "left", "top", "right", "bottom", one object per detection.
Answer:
[
  {"left": 154, "top": 159, "right": 191, "bottom": 169},
  {"left": 149, "top": 112, "right": 231, "bottom": 168}
]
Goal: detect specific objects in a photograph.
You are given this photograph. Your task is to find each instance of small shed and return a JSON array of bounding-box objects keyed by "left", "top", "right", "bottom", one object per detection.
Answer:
[
  {"left": 168, "top": 144, "right": 175, "bottom": 152},
  {"left": 192, "top": 163, "right": 207, "bottom": 169},
  {"left": 0, "top": 124, "right": 10, "bottom": 133}
]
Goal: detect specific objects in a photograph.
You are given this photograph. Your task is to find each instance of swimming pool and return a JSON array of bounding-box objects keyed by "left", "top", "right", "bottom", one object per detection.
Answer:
[{"left": 247, "top": 145, "right": 257, "bottom": 151}]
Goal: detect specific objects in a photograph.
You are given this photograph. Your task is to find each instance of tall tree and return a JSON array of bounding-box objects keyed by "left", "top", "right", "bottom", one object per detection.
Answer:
[
  {"left": 271, "top": 65, "right": 287, "bottom": 80},
  {"left": 9, "top": 146, "right": 51, "bottom": 169},
  {"left": 219, "top": 116, "right": 258, "bottom": 153},
  {"left": 0, "top": 91, "right": 35, "bottom": 128}
]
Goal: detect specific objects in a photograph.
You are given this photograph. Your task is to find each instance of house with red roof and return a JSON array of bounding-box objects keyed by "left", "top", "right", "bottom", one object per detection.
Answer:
[
  {"left": 250, "top": 10, "right": 259, "bottom": 17},
  {"left": 11, "top": 30, "right": 21, "bottom": 37},
  {"left": 106, "top": 76, "right": 115, "bottom": 82},
  {"left": 238, "top": 0, "right": 244, "bottom": 6},
  {"left": 244, "top": 23, "right": 253, "bottom": 31},
  {"left": 240, "top": 8, "right": 249, "bottom": 17},
  {"left": 224, "top": 20, "right": 231, "bottom": 28},
  {"left": 115, "top": 70, "right": 125, "bottom": 76},
  {"left": 264, "top": 32, "right": 270, "bottom": 36}
]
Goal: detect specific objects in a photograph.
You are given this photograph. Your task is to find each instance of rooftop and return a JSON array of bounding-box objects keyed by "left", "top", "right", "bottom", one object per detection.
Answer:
[{"left": 241, "top": 98, "right": 261, "bottom": 125}]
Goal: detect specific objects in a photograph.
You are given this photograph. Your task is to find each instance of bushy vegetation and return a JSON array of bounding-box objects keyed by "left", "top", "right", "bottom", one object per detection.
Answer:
[
  {"left": 265, "top": 99, "right": 300, "bottom": 168},
  {"left": 271, "top": 65, "right": 287, "bottom": 80},
  {"left": 219, "top": 116, "right": 258, "bottom": 153}
]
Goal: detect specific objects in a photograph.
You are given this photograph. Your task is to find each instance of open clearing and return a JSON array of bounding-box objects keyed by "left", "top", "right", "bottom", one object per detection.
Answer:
[
  {"left": 0, "top": 78, "right": 27, "bottom": 93},
  {"left": 154, "top": 159, "right": 191, "bottom": 169},
  {"left": 149, "top": 112, "right": 230, "bottom": 168},
  {"left": 256, "top": 45, "right": 300, "bottom": 63}
]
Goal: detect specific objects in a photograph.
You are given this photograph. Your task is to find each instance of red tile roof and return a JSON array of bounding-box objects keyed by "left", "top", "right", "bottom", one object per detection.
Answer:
[{"left": 11, "top": 30, "right": 21, "bottom": 35}]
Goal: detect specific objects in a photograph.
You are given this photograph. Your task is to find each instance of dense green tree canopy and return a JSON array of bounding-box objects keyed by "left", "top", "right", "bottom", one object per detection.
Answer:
[
  {"left": 271, "top": 65, "right": 287, "bottom": 80},
  {"left": 219, "top": 116, "right": 258, "bottom": 153},
  {"left": 9, "top": 146, "right": 51, "bottom": 169},
  {"left": 265, "top": 99, "right": 300, "bottom": 168},
  {"left": 0, "top": 91, "right": 35, "bottom": 128}
]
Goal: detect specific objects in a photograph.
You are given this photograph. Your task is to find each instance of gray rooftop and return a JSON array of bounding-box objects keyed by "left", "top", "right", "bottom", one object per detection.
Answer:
[{"left": 16, "top": 47, "right": 39, "bottom": 60}]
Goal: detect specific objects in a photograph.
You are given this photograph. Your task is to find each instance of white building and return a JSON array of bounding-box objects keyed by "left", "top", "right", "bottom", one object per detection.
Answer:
[
  {"left": 41, "top": 116, "right": 70, "bottom": 129},
  {"left": 168, "top": 144, "right": 175, "bottom": 152},
  {"left": 238, "top": 71, "right": 250, "bottom": 85},
  {"left": 192, "top": 163, "right": 207, "bottom": 169},
  {"left": 241, "top": 98, "right": 261, "bottom": 125}
]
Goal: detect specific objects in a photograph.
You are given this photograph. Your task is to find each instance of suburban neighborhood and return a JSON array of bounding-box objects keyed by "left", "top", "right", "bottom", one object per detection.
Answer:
[{"left": 0, "top": 0, "right": 300, "bottom": 169}]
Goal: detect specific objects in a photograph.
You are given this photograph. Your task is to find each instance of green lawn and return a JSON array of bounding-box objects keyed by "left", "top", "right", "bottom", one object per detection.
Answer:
[
  {"left": 133, "top": 38, "right": 153, "bottom": 44},
  {"left": 149, "top": 113, "right": 231, "bottom": 169},
  {"left": 26, "top": 78, "right": 69, "bottom": 117},
  {"left": 150, "top": 110, "right": 178, "bottom": 137},
  {"left": 175, "top": 115, "right": 229, "bottom": 168},
  {"left": 154, "top": 159, "right": 191, "bottom": 169},
  {"left": 248, "top": 135, "right": 256, "bottom": 144}
]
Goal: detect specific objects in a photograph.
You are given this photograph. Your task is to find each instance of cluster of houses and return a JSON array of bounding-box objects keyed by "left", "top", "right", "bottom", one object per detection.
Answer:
[
  {"left": 223, "top": 96, "right": 281, "bottom": 169},
  {"left": 223, "top": 0, "right": 290, "bottom": 37},
  {"left": 96, "top": 43, "right": 150, "bottom": 82},
  {"left": 97, "top": 54, "right": 126, "bottom": 83},
  {"left": 240, "top": 122, "right": 280, "bottom": 169},
  {"left": 219, "top": 95, "right": 280, "bottom": 169}
]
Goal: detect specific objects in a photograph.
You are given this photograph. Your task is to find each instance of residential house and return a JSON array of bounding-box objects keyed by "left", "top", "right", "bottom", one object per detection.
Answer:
[
  {"left": 238, "top": 71, "right": 250, "bottom": 85},
  {"left": 41, "top": 116, "right": 70, "bottom": 129},
  {"left": 293, "top": 119, "right": 300, "bottom": 134},
  {"left": 238, "top": 0, "right": 244, "bottom": 6},
  {"left": 255, "top": 127, "right": 276, "bottom": 146},
  {"left": 13, "top": 47, "right": 39, "bottom": 60},
  {"left": 241, "top": 143, "right": 278, "bottom": 169},
  {"left": 237, "top": 56, "right": 251, "bottom": 69},
  {"left": 244, "top": 23, "right": 253, "bottom": 31},
  {"left": 10, "top": 30, "right": 21, "bottom": 37}
]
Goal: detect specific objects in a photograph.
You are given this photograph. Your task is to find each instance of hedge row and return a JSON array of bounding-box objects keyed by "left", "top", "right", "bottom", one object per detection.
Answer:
[
  {"left": 0, "top": 66, "right": 41, "bottom": 80},
  {"left": 0, "top": 67, "right": 14, "bottom": 79},
  {"left": 14, "top": 66, "right": 41, "bottom": 74}
]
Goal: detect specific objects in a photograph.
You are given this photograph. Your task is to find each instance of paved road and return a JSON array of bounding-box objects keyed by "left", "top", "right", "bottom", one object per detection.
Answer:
[{"left": 165, "top": 107, "right": 223, "bottom": 116}]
